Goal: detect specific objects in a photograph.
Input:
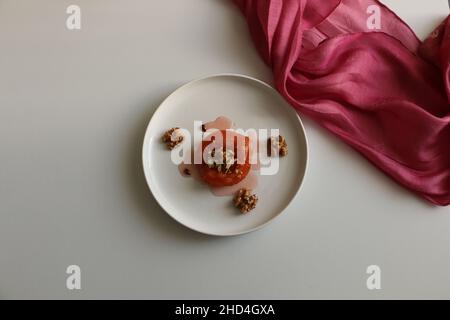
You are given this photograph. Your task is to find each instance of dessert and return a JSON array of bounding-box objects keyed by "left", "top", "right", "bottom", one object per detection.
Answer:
[
  {"left": 163, "top": 116, "right": 288, "bottom": 214},
  {"left": 198, "top": 130, "right": 251, "bottom": 187}
]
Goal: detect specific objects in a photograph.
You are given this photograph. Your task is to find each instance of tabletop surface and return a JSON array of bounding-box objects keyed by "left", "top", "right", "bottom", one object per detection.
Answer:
[{"left": 0, "top": 0, "right": 449, "bottom": 299}]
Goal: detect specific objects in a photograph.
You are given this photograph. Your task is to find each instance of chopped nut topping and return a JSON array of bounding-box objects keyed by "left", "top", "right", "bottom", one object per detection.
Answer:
[
  {"left": 234, "top": 167, "right": 243, "bottom": 178},
  {"left": 268, "top": 135, "right": 288, "bottom": 157},
  {"left": 233, "top": 188, "right": 258, "bottom": 213},
  {"left": 162, "top": 127, "right": 184, "bottom": 150},
  {"left": 206, "top": 148, "right": 235, "bottom": 173}
]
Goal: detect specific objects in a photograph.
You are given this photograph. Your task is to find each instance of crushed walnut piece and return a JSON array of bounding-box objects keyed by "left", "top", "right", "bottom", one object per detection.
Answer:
[
  {"left": 234, "top": 167, "right": 243, "bottom": 179},
  {"left": 233, "top": 188, "right": 258, "bottom": 213},
  {"left": 161, "top": 127, "right": 184, "bottom": 150},
  {"left": 268, "top": 135, "right": 288, "bottom": 157}
]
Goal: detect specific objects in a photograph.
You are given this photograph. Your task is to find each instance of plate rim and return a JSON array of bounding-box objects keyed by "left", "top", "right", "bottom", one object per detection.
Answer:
[{"left": 142, "top": 73, "right": 309, "bottom": 236}]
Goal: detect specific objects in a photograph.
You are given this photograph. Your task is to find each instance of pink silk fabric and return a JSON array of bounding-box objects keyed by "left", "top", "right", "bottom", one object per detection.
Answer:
[{"left": 234, "top": 0, "right": 450, "bottom": 206}]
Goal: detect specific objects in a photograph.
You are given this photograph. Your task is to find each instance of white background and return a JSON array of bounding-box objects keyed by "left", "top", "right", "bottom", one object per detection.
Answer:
[{"left": 0, "top": 0, "right": 449, "bottom": 299}]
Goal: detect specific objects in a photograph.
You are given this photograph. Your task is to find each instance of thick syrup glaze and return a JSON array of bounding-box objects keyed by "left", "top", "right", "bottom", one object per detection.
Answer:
[{"left": 203, "top": 116, "right": 233, "bottom": 131}]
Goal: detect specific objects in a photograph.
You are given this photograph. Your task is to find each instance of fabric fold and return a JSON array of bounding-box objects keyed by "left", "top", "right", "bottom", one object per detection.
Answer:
[{"left": 234, "top": 0, "right": 450, "bottom": 205}]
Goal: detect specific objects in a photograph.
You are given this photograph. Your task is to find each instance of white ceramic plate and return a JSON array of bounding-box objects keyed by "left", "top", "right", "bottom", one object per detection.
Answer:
[{"left": 142, "top": 74, "right": 308, "bottom": 236}]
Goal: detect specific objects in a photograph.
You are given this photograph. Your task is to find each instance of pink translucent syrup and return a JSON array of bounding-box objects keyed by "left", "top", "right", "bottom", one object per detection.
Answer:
[
  {"left": 203, "top": 116, "right": 233, "bottom": 131},
  {"left": 177, "top": 116, "right": 259, "bottom": 197}
]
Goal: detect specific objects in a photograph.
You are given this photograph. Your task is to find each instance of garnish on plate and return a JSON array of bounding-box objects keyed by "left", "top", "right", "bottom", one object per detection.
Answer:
[
  {"left": 234, "top": 188, "right": 258, "bottom": 213},
  {"left": 268, "top": 135, "right": 288, "bottom": 157},
  {"left": 162, "top": 127, "right": 184, "bottom": 150}
]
